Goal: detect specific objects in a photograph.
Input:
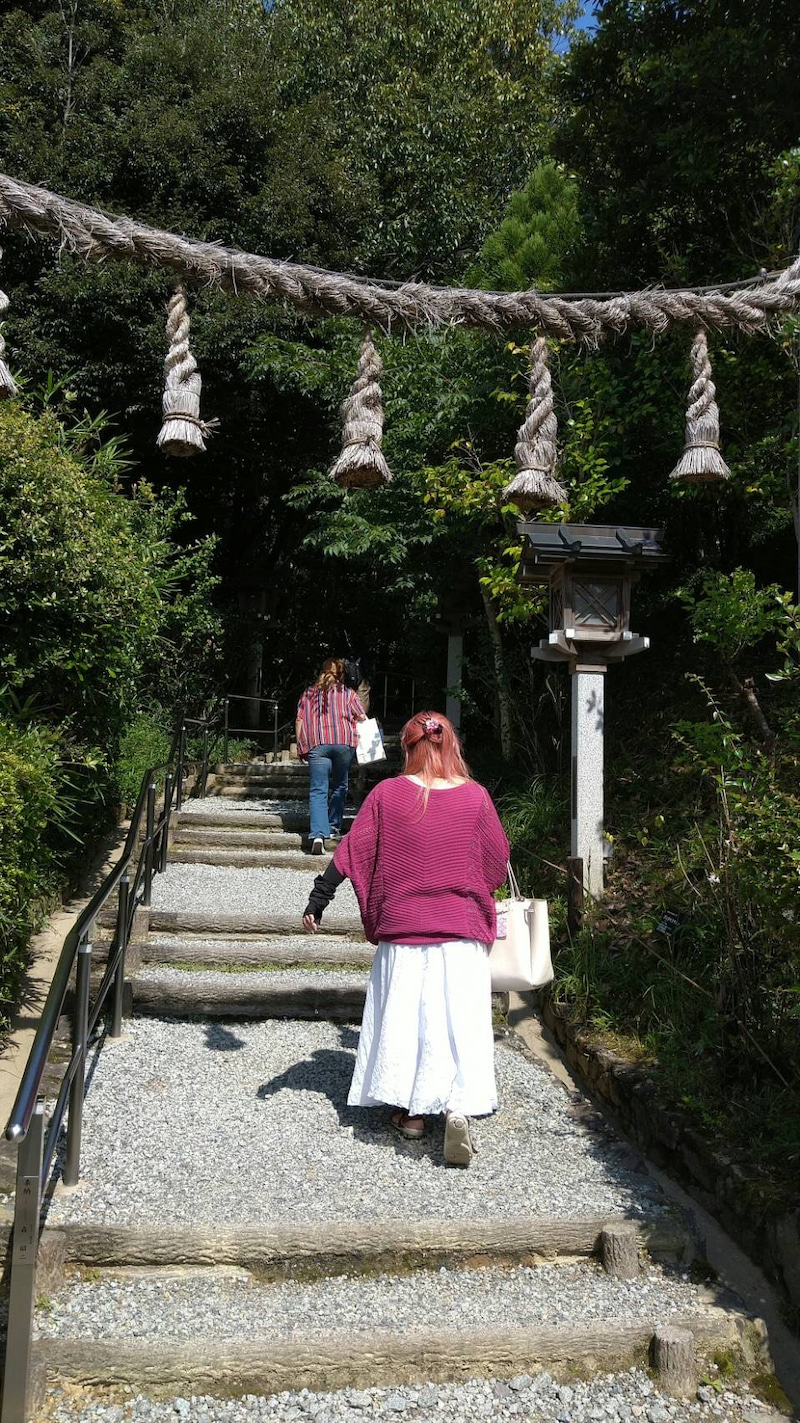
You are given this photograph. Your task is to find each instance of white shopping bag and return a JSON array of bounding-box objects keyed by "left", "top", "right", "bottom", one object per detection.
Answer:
[{"left": 356, "top": 717, "right": 386, "bottom": 765}]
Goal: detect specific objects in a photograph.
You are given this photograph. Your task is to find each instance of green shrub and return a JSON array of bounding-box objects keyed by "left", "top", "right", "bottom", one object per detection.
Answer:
[
  {"left": 0, "top": 401, "right": 224, "bottom": 746},
  {"left": 115, "top": 713, "right": 174, "bottom": 811},
  {"left": 0, "top": 398, "right": 227, "bottom": 1026},
  {"left": 0, "top": 721, "right": 63, "bottom": 1028}
]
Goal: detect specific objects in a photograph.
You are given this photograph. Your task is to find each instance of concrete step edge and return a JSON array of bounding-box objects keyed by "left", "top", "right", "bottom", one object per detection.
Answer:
[
  {"left": 130, "top": 975, "right": 366, "bottom": 1020},
  {"left": 34, "top": 1309, "right": 742, "bottom": 1397},
  {"left": 148, "top": 911, "right": 363, "bottom": 936},
  {"left": 167, "top": 849, "right": 332, "bottom": 868},
  {"left": 39, "top": 1215, "right": 694, "bottom": 1270},
  {"left": 140, "top": 938, "right": 374, "bottom": 966}
]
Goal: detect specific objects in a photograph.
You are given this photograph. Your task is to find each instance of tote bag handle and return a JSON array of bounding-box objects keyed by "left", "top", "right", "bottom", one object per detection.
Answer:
[{"left": 506, "top": 861, "right": 524, "bottom": 902}]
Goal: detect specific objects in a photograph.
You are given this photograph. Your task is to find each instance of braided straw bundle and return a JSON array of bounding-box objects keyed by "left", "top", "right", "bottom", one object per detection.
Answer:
[
  {"left": 669, "top": 329, "right": 730, "bottom": 484},
  {"left": 329, "top": 330, "right": 391, "bottom": 490},
  {"left": 504, "top": 337, "right": 568, "bottom": 513},
  {"left": 157, "top": 285, "right": 214, "bottom": 457},
  {"left": 0, "top": 248, "right": 17, "bottom": 399}
]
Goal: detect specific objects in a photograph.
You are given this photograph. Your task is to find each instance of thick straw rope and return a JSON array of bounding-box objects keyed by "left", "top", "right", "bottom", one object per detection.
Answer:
[
  {"left": 329, "top": 330, "right": 391, "bottom": 490},
  {"left": 1, "top": 173, "right": 800, "bottom": 343},
  {"left": 156, "top": 285, "right": 213, "bottom": 457},
  {"left": 669, "top": 329, "right": 730, "bottom": 484},
  {"left": 504, "top": 337, "right": 567, "bottom": 512},
  {"left": 0, "top": 247, "right": 17, "bottom": 399}
]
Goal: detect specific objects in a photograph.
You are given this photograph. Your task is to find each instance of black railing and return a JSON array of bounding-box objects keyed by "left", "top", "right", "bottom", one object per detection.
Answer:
[
  {"left": 223, "top": 693, "right": 281, "bottom": 763},
  {"left": 0, "top": 713, "right": 219, "bottom": 1423}
]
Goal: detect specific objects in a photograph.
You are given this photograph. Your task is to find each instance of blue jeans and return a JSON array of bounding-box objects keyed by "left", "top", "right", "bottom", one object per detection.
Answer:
[{"left": 307, "top": 744, "right": 355, "bottom": 840}]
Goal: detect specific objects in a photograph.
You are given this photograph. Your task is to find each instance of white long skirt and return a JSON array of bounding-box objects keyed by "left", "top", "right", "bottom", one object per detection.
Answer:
[{"left": 347, "top": 940, "right": 497, "bottom": 1117}]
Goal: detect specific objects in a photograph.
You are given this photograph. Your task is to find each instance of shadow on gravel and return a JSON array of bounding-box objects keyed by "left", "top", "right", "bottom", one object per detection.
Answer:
[
  {"left": 255, "top": 1025, "right": 453, "bottom": 1170},
  {"left": 204, "top": 1022, "right": 247, "bottom": 1052}
]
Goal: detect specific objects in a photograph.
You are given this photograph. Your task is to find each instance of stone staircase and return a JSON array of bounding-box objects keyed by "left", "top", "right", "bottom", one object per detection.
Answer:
[{"left": 30, "top": 764, "right": 787, "bottom": 1421}]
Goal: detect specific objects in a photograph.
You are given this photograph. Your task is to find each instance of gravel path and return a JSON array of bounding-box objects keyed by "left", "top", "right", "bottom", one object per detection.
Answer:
[
  {"left": 35, "top": 1261, "right": 707, "bottom": 1340},
  {"left": 151, "top": 865, "right": 362, "bottom": 925},
  {"left": 41, "top": 1371, "right": 778, "bottom": 1422},
  {"left": 135, "top": 967, "right": 368, "bottom": 989},
  {"left": 46, "top": 1020, "right": 664, "bottom": 1227}
]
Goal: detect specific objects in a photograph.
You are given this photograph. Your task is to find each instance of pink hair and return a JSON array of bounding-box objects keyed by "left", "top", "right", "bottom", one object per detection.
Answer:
[{"left": 400, "top": 712, "right": 470, "bottom": 809}]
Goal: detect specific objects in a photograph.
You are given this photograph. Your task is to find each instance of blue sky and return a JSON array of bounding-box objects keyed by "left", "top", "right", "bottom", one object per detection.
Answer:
[{"left": 553, "top": 1, "right": 600, "bottom": 51}]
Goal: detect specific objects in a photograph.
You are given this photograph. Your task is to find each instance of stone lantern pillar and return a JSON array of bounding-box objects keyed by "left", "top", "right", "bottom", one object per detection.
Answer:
[{"left": 519, "top": 523, "right": 669, "bottom": 897}]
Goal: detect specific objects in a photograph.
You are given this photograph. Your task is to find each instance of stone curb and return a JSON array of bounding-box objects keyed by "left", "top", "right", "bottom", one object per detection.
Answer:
[{"left": 536, "top": 989, "right": 800, "bottom": 1316}]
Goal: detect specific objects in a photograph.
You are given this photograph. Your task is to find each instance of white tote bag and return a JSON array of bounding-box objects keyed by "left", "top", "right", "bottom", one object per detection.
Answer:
[
  {"left": 490, "top": 863, "right": 553, "bottom": 992},
  {"left": 356, "top": 717, "right": 386, "bottom": 765}
]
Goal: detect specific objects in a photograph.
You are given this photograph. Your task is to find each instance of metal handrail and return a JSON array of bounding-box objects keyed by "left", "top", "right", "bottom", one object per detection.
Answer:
[
  {"left": 223, "top": 693, "right": 280, "bottom": 763},
  {"left": 0, "top": 710, "right": 221, "bottom": 1423}
]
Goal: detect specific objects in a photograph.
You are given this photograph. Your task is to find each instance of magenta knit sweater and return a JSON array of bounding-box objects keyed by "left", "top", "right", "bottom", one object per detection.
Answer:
[{"left": 333, "top": 776, "right": 510, "bottom": 946}]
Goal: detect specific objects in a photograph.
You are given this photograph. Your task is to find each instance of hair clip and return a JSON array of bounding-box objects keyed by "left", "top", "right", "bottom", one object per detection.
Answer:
[{"left": 422, "top": 716, "right": 442, "bottom": 736}]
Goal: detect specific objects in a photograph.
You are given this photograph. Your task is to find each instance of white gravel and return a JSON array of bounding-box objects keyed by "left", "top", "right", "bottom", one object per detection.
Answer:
[
  {"left": 46, "top": 1021, "right": 665, "bottom": 1227},
  {"left": 151, "top": 864, "right": 362, "bottom": 927},
  {"left": 41, "top": 1370, "right": 778, "bottom": 1422},
  {"left": 35, "top": 1260, "right": 707, "bottom": 1340},
  {"left": 135, "top": 966, "right": 368, "bottom": 990}
]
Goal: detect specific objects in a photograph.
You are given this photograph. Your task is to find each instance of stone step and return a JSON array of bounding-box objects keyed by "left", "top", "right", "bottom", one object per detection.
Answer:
[
  {"left": 179, "top": 809, "right": 316, "bottom": 831},
  {"left": 213, "top": 763, "right": 310, "bottom": 777},
  {"left": 131, "top": 966, "right": 367, "bottom": 1020},
  {"left": 204, "top": 784, "right": 313, "bottom": 800},
  {"left": 140, "top": 933, "right": 374, "bottom": 967},
  {"left": 148, "top": 908, "right": 364, "bottom": 936},
  {"left": 174, "top": 826, "right": 305, "bottom": 847},
  {"left": 168, "top": 846, "right": 333, "bottom": 869},
  {"left": 33, "top": 1260, "right": 751, "bottom": 1398}
]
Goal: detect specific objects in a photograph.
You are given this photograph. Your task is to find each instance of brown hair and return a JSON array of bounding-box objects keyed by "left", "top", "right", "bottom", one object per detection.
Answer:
[
  {"left": 314, "top": 657, "right": 346, "bottom": 693},
  {"left": 401, "top": 711, "right": 470, "bottom": 810}
]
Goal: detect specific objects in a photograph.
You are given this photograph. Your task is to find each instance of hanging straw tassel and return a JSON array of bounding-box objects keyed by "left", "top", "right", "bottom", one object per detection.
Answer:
[
  {"left": 669, "top": 329, "right": 730, "bottom": 484},
  {"left": 157, "top": 285, "right": 215, "bottom": 457},
  {"left": 0, "top": 249, "right": 18, "bottom": 399},
  {"left": 503, "top": 336, "right": 567, "bottom": 514},
  {"left": 329, "top": 329, "right": 392, "bottom": 491}
]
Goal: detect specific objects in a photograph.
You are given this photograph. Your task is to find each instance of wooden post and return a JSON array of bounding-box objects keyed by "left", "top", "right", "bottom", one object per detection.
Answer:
[
  {"left": 653, "top": 1324, "right": 695, "bottom": 1398},
  {"left": 567, "top": 856, "right": 584, "bottom": 934},
  {"left": 600, "top": 1221, "right": 640, "bottom": 1279}
]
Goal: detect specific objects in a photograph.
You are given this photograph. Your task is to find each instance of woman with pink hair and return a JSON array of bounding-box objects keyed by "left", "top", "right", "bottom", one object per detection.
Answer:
[{"left": 303, "top": 711, "right": 509, "bottom": 1167}]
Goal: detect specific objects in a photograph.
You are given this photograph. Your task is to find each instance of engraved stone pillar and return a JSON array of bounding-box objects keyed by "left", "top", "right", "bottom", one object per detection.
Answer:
[{"left": 571, "top": 663, "right": 606, "bottom": 898}]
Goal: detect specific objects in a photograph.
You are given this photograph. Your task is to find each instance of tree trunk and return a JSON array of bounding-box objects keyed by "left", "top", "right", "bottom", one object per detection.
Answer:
[
  {"left": 725, "top": 666, "right": 774, "bottom": 745},
  {"left": 480, "top": 586, "right": 513, "bottom": 761}
]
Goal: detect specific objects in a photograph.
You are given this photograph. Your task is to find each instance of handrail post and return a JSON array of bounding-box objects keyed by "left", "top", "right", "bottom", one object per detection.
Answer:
[
  {"left": 143, "top": 783, "right": 156, "bottom": 908},
  {"left": 109, "top": 875, "right": 130, "bottom": 1040},
  {"left": 223, "top": 698, "right": 229, "bottom": 765},
  {"left": 159, "top": 772, "right": 173, "bottom": 872},
  {"left": 201, "top": 725, "right": 209, "bottom": 797},
  {"left": 64, "top": 939, "right": 92, "bottom": 1188},
  {"left": 1, "top": 1099, "right": 45, "bottom": 1423},
  {"left": 176, "top": 722, "right": 186, "bottom": 811},
  {"left": 273, "top": 702, "right": 279, "bottom": 764}
]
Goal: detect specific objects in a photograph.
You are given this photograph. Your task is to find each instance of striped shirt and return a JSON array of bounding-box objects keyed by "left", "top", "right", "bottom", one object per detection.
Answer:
[{"left": 296, "top": 683, "right": 365, "bottom": 753}]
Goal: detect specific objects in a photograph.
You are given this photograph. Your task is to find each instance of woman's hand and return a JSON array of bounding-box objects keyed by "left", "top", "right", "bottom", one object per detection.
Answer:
[{"left": 303, "top": 913, "right": 319, "bottom": 934}]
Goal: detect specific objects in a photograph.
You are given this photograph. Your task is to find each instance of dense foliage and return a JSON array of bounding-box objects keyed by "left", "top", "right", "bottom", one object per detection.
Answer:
[
  {"left": 0, "top": 397, "right": 223, "bottom": 1027},
  {"left": 0, "top": 0, "right": 798, "bottom": 1195}
]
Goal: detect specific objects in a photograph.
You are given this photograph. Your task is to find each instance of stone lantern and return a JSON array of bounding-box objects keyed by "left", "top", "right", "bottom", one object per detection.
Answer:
[{"left": 519, "top": 523, "right": 669, "bottom": 896}]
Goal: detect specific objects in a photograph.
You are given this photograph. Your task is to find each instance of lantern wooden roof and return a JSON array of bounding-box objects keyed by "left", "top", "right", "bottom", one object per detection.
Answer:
[{"left": 519, "top": 523, "right": 668, "bottom": 581}]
